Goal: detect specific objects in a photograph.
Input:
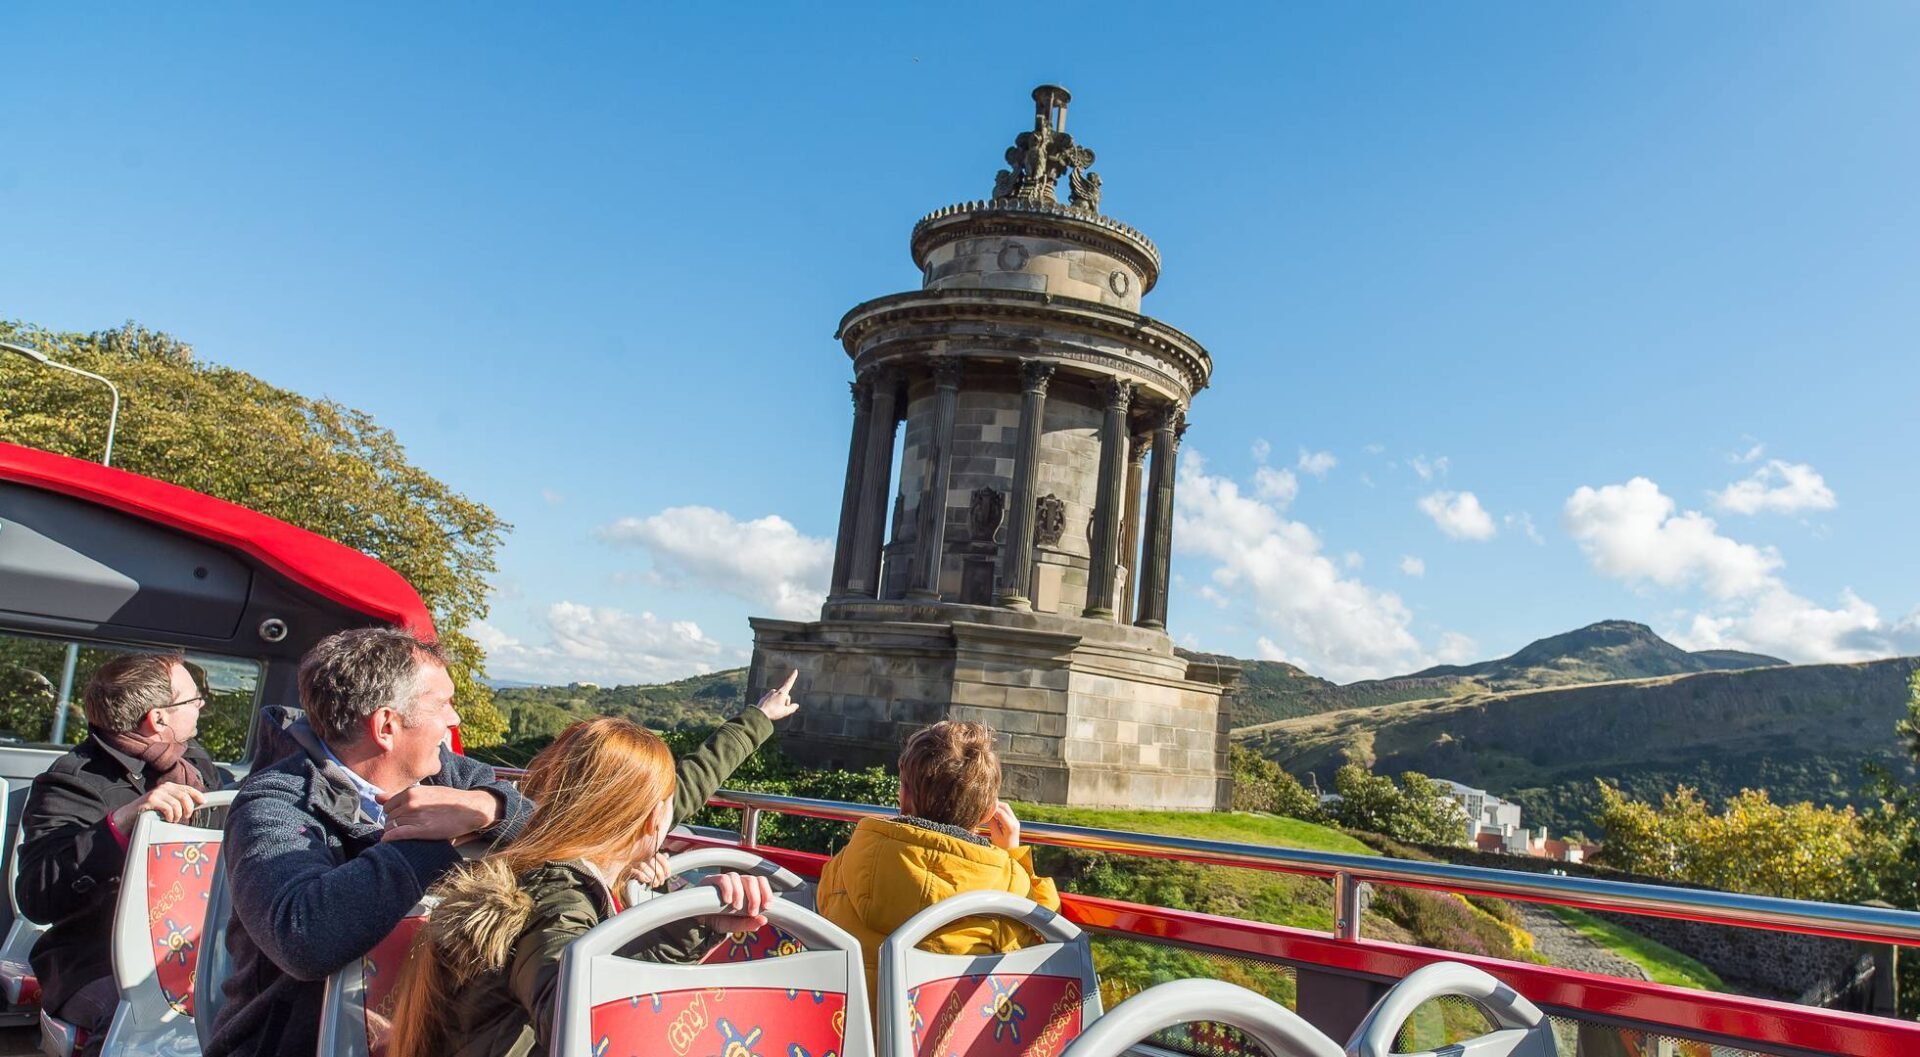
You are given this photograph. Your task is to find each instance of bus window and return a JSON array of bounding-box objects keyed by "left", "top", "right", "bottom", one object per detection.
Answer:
[{"left": 0, "top": 630, "right": 261, "bottom": 763}]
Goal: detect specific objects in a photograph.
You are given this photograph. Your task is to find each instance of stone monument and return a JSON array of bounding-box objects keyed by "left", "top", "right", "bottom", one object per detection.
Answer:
[{"left": 747, "top": 85, "right": 1235, "bottom": 809}]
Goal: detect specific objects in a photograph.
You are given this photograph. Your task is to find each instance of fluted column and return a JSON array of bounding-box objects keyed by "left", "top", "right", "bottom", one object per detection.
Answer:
[
  {"left": 908, "top": 358, "right": 963, "bottom": 600},
  {"left": 1135, "top": 405, "right": 1185, "bottom": 630},
  {"left": 1083, "top": 379, "right": 1135, "bottom": 620},
  {"left": 828, "top": 374, "right": 875, "bottom": 600},
  {"left": 995, "top": 360, "right": 1054, "bottom": 611},
  {"left": 848, "top": 368, "right": 901, "bottom": 598},
  {"left": 1119, "top": 432, "right": 1149, "bottom": 622}
]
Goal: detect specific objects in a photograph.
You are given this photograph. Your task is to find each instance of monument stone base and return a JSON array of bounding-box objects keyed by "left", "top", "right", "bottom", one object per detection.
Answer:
[{"left": 747, "top": 600, "right": 1236, "bottom": 810}]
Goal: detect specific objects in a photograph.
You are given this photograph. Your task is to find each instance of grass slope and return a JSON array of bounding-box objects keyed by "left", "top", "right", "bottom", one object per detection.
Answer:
[{"left": 1545, "top": 907, "right": 1724, "bottom": 990}]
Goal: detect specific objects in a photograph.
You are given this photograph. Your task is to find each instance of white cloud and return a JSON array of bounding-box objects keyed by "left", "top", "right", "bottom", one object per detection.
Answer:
[
  {"left": 1362, "top": 443, "right": 1386, "bottom": 456},
  {"left": 1418, "top": 491, "right": 1498, "bottom": 541},
  {"left": 1564, "top": 478, "right": 1778, "bottom": 599},
  {"left": 1565, "top": 476, "right": 1906, "bottom": 663},
  {"left": 473, "top": 604, "right": 727, "bottom": 685},
  {"left": 1400, "top": 556, "right": 1425, "bottom": 577},
  {"left": 1505, "top": 512, "right": 1545, "bottom": 544},
  {"left": 1730, "top": 440, "right": 1767, "bottom": 464},
  {"left": 540, "top": 489, "right": 565, "bottom": 506},
  {"left": 1711, "top": 460, "right": 1837, "bottom": 516},
  {"left": 1175, "top": 450, "right": 1462, "bottom": 682},
  {"left": 1435, "top": 632, "right": 1479, "bottom": 665},
  {"left": 1343, "top": 551, "right": 1364, "bottom": 570},
  {"left": 1252, "top": 466, "right": 1299, "bottom": 506},
  {"left": 1250, "top": 438, "right": 1272, "bottom": 463},
  {"left": 598, "top": 506, "right": 831, "bottom": 620},
  {"left": 1297, "top": 449, "right": 1337, "bottom": 477},
  {"left": 1409, "top": 455, "right": 1450, "bottom": 482}
]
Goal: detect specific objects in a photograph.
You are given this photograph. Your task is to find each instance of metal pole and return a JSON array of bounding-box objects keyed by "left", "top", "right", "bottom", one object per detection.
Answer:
[
  {"left": 740, "top": 807, "right": 763, "bottom": 849},
  {"left": 1333, "top": 871, "right": 1363, "bottom": 942},
  {"left": 49, "top": 645, "right": 79, "bottom": 745}
]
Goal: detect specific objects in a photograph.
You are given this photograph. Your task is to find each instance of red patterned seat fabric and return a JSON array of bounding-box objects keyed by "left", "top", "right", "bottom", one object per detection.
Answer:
[
  {"left": 905, "top": 974, "right": 1084, "bottom": 1057},
  {"left": 361, "top": 913, "right": 431, "bottom": 1057},
  {"left": 590, "top": 985, "right": 847, "bottom": 1057},
  {"left": 146, "top": 840, "right": 222, "bottom": 1017},
  {"left": 700, "top": 924, "right": 807, "bottom": 964}
]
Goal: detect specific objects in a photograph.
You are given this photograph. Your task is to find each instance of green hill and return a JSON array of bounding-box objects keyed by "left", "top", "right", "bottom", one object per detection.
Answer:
[
  {"left": 492, "top": 667, "right": 749, "bottom": 743},
  {"left": 1238, "top": 656, "right": 1920, "bottom": 834},
  {"left": 1214, "top": 621, "right": 1789, "bottom": 728}
]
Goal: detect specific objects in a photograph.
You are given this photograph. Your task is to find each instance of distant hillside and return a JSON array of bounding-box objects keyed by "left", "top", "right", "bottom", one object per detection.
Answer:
[
  {"left": 1238, "top": 656, "right": 1919, "bottom": 834},
  {"left": 1223, "top": 621, "right": 1789, "bottom": 729},
  {"left": 492, "top": 667, "right": 748, "bottom": 742}
]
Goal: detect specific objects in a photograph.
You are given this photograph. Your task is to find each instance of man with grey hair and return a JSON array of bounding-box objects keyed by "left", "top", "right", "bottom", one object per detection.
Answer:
[{"left": 207, "top": 627, "right": 532, "bottom": 1057}]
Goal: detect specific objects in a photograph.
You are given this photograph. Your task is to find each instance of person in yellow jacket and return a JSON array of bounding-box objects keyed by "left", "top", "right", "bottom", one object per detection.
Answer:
[{"left": 818, "top": 720, "right": 1061, "bottom": 1001}]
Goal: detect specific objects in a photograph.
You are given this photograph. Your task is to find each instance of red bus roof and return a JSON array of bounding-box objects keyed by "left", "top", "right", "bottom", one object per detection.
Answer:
[{"left": 0, "top": 441, "right": 436, "bottom": 640}]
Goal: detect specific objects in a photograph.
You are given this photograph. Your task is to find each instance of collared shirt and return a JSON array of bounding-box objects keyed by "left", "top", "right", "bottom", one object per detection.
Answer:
[{"left": 321, "top": 744, "right": 388, "bottom": 827}]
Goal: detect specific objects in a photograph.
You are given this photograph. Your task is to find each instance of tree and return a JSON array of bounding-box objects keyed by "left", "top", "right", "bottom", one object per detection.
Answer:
[
  {"left": 1330, "top": 765, "right": 1468, "bottom": 846},
  {"left": 1592, "top": 781, "right": 1864, "bottom": 903},
  {"left": 1230, "top": 745, "right": 1324, "bottom": 820},
  {"left": 0, "top": 320, "right": 510, "bottom": 746}
]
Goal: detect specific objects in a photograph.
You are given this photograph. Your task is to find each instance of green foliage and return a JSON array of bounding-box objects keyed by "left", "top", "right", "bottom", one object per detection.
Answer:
[
  {"left": 491, "top": 669, "right": 747, "bottom": 743},
  {"left": 1590, "top": 781, "right": 1867, "bottom": 903},
  {"left": 1230, "top": 744, "right": 1325, "bottom": 819},
  {"left": 0, "top": 320, "right": 511, "bottom": 747},
  {"left": 1330, "top": 765, "right": 1467, "bottom": 846}
]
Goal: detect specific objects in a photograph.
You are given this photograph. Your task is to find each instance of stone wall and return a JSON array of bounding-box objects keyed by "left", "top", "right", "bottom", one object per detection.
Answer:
[
  {"left": 1400, "top": 842, "right": 1886, "bottom": 1005},
  {"left": 887, "top": 373, "right": 1111, "bottom": 615},
  {"left": 750, "top": 604, "right": 1232, "bottom": 810}
]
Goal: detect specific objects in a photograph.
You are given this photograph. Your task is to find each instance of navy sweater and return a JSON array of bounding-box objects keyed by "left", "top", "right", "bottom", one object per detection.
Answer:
[{"left": 205, "top": 719, "right": 530, "bottom": 1057}]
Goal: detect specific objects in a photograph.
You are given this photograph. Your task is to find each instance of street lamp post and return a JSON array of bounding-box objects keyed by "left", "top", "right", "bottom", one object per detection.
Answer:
[
  {"left": 2, "top": 339, "right": 124, "bottom": 742},
  {"left": 0, "top": 340, "right": 120, "bottom": 465}
]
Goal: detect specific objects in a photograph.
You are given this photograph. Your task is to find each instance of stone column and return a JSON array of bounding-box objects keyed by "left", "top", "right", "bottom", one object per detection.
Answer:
[
  {"left": 995, "top": 360, "right": 1054, "bottom": 611},
  {"left": 908, "top": 358, "right": 963, "bottom": 600},
  {"left": 1119, "top": 432, "right": 1149, "bottom": 622},
  {"left": 828, "top": 374, "right": 874, "bottom": 600},
  {"left": 849, "top": 369, "right": 900, "bottom": 598},
  {"left": 1083, "top": 379, "right": 1135, "bottom": 620},
  {"left": 1135, "top": 405, "right": 1185, "bottom": 630}
]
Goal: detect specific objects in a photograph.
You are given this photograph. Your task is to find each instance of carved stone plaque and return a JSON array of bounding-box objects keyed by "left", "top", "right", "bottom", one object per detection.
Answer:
[
  {"left": 969, "top": 488, "right": 1005, "bottom": 542},
  {"left": 998, "top": 241, "right": 1029, "bottom": 271},
  {"left": 1035, "top": 494, "right": 1067, "bottom": 547}
]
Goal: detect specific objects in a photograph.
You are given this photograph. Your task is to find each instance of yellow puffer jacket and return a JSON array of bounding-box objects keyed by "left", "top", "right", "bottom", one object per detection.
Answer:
[{"left": 818, "top": 816, "right": 1062, "bottom": 1001}]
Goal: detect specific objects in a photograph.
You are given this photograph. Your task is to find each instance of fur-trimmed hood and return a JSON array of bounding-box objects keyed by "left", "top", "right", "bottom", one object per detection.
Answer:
[{"left": 419, "top": 858, "right": 542, "bottom": 985}]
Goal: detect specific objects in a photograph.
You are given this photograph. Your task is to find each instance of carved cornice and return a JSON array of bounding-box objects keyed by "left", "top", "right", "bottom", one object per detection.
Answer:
[
  {"left": 910, "top": 199, "right": 1161, "bottom": 292},
  {"left": 837, "top": 289, "right": 1212, "bottom": 397}
]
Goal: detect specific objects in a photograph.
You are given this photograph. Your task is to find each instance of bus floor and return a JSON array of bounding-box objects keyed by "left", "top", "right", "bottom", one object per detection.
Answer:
[{"left": 0, "top": 1027, "right": 37, "bottom": 1056}]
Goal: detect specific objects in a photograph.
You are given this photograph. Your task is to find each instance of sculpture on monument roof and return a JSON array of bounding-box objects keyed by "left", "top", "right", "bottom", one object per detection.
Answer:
[{"left": 992, "top": 84, "right": 1101, "bottom": 213}]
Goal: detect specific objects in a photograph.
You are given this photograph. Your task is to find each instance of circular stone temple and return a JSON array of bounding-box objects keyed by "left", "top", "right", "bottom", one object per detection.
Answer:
[{"left": 748, "top": 85, "right": 1235, "bottom": 809}]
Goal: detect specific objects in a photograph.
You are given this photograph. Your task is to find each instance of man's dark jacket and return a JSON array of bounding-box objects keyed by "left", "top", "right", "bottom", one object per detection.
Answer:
[
  {"left": 204, "top": 715, "right": 532, "bottom": 1057},
  {"left": 14, "top": 734, "right": 225, "bottom": 1016}
]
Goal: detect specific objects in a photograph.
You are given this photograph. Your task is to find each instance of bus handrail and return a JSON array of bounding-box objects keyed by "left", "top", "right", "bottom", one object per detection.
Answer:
[{"left": 696, "top": 787, "right": 1920, "bottom": 948}]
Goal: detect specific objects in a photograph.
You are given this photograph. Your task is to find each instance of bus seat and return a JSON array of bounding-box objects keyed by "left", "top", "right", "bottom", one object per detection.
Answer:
[
  {"left": 1345, "top": 962, "right": 1555, "bottom": 1057},
  {"left": 636, "top": 846, "right": 814, "bottom": 963},
  {"left": 89, "top": 790, "right": 236, "bottom": 1057},
  {"left": 190, "top": 851, "right": 234, "bottom": 1054},
  {"left": 0, "top": 776, "right": 45, "bottom": 1010},
  {"left": 38, "top": 1006, "right": 85, "bottom": 1057},
  {"left": 1059, "top": 979, "right": 1342, "bottom": 1057},
  {"left": 313, "top": 899, "right": 437, "bottom": 1057},
  {"left": 878, "top": 890, "right": 1101, "bottom": 1057},
  {"left": 551, "top": 885, "right": 873, "bottom": 1057}
]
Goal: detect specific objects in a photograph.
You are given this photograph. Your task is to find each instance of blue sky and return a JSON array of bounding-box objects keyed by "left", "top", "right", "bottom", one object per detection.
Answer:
[{"left": 5, "top": 4, "right": 1917, "bottom": 684}]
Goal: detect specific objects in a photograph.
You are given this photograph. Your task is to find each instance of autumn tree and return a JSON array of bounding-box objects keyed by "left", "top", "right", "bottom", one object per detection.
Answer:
[
  {"left": 0, "top": 320, "right": 510, "bottom": 746},
  {"left": 1591, "top": 782, "right": 1864, "bottom": 903}
]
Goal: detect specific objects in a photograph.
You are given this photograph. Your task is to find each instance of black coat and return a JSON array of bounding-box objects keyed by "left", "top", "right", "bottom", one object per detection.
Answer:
[{"left": 15, "top": 735, "right": 225, "bottom": 1016}]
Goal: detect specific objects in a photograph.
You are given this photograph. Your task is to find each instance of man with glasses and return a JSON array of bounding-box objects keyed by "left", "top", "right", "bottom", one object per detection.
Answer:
[{"left": 14, "top": 652, "right": 226, "bottom": 1053}]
